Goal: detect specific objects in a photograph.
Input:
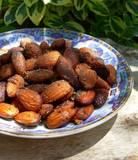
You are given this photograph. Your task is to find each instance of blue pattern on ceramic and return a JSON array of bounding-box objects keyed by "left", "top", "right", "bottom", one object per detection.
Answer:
[{"left": 0, "top": 28, "right": 133, "bottom": 138}]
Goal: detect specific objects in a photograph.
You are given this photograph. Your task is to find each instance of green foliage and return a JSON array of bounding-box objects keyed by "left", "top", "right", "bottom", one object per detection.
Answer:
[{"left": 0, "top": 0, "right": 138, "bottom": 48}]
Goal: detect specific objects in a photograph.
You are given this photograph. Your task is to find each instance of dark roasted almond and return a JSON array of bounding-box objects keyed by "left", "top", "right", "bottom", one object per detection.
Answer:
[
  {"left": 75, "top": 63, "right": 97, "bottom": 89},
  {"left": 0, "top": 63, "right": 15, "bottom": 80},
  {"left": 56, "top": 56, "right": 80, "bottom": 88},
  {"left": 25, "top": 69, "right": 54, "bottom": 83},
  {"left": 12, "top": 52, "right": 26, "bottom": 76}
]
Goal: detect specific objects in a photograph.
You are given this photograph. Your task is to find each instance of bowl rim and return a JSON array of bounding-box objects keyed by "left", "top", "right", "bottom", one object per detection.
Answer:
[{"left": 0, "top": 28, "right": 134, "bottom": 139}]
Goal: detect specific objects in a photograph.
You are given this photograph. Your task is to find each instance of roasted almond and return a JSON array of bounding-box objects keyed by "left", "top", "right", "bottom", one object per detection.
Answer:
[
  {"left": 12, "top": 97, "right": 26, "bottom": 112},
  {"left": 36, "top": 51, "right": 61, "bottom": 69},
  {"left": 40, "top": 41, "right": 49, "bottom": 53},
  {"left": 0, "top": 63, "right": 15, "bottom": 80},
  {"left": 90, "top": 58, "right": 109, "bottom": 80},
  {"left": 106, "top": 64, "right": 117, "bottom": 86},
  {"left": 56, "top": 56, "right": 80, "bottom": 88},
  {"left": 8, "top": 47, "right": 24, "bottom": 54},
  {"left": 12, "top": 52, "right": 26, "bottom": 76},
  {"left": 16, "top": 89, "right": 42, "bottom": 112},
  {"left": 15, "top": 111, "right": 40, "bottom": 126},
  {"left": 25, "top": 58, "right": 37, "bottom": 71},
  {"left": 0, "top": 52, "right": 11, "bottom": 65},
  {"left": 75, "top": 90, "right": 95, "bottom": 105},
  {"left": 0, "top": 82, "right": 6, "bottom": 102},
  {"left": 73, "top": 105, "right": 94, "bottom": 124},
  {"left": 79, "top": 47, "right": 96, "bottom": 64},
  {"left": 24, "top": 42, "right": 42, "bottom": 58},
  {"left": 46, "top": 101, "right": 76, "bottom": 129},
  {"left": 95, "top": 76, "right": 110, "bottom": 90},
  {"left": 39, "top": 104, "right": 54, "bottom": 119},
  {"left": 59, "top": 87, "right": 74, "bottom": 102},
  {"left": 7, "top": 74, "right": 24, "bottom": 97},
  {"left": 93, "top": 89, "right": 109, "bottom": 108},
  {"left": 24, "top": 69, "right": 54, "bottom": 83},
  {"left": 0, "top": 103, "right": 19, "bottom": 119},
  {"left": 51, "top": 38, "right": 66, "bottom": 53},
  {"left": 75, "top": 63, "right": 97, "bottom": 89},
  {"left": 63, "top": 48, "right": 79, "bottom": 68},
  {"left": 41, "top": 80, "right": 72, "bottom": 103},
  {"left": 27, "top": 84, "right": 48, "bottom": 93}
]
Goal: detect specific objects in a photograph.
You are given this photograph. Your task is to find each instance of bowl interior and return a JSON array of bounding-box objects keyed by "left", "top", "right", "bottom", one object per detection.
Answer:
[{"left": 0, "top": 28, "right": 132, "bottom": 138}]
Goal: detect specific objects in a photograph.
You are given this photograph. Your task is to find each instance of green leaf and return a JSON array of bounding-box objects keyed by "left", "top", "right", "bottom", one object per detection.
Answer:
[
  {"left": 109, "top": 16, "right": 127, "bottom": 37},
  {"left": 26, "top": 1, "right": 46, "bottom": 25},
  {"left": 73, "top": 0, "right": 86, "bottom": 11},
  {"left": 50, "top": 0, "right": 72, "bottom": 6},
  {"left": 0, "top": 0, "right": 3, "bottom": 10},
  {"left": 0, "top": 25, "right": 16, "bottom": 32},
  {"left": 43, "top": 13, "right": 63, "bottom": 28},
  {"left": 15, "top": 2, "right": 28, "bottom": 25},
  {"left": 64, "top": 21, "right": 85, "bottom": 32},
  {"left": 49, "top": 5, "right": 70, "bottom": 16},
  {"left": 123, "top": 13, "right": 132, "bottom": 26},
  {"left": 72, "top": 7, "right": 88, "bottom": 21},
  {"left": 126, "top": 0, "right": 138, "bottom": 16},
  {"left": 88, "top": 0, "right": 109, "bottom": 16},
  {"left": 24, "top": 0, "right": 38, "bottom": 7},
  {"left": 132, "top": 16, "right": 138, "bottom": 25},
  {"left": 8, "top": 0, "right": 22, "bottom": 6},
  {"left": 4, "top": 7, "right": 16, "bottom": 25}
]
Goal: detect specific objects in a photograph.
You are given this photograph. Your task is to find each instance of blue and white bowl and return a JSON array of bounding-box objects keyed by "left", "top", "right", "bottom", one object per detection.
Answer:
[{"left": 0, "top": 28, "right": 133, "bottom": 138}]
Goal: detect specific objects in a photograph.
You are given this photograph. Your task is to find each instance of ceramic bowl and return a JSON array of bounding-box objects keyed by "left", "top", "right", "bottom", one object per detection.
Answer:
[{"left": 0, "top": 28, "right": 133, "bottom": 138}]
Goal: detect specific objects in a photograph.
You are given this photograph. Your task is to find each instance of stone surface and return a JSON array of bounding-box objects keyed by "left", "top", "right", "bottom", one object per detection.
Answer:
[{"left": 0, "top": 54, "right": 137, "bottom": 160}]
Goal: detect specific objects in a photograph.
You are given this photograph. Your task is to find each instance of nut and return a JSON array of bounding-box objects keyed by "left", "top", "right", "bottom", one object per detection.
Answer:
[
  {"left": 41, "top": 80, "right": 72, "bottom": 103},
  {"left": 90, "top": 58, "right": 109, "bottom": 80},
  {"left": 46, "top": 101, "right": 76, "bottom": 129},
  {"left": 75, "top": 63, "right": 97, "bottom": 89},
  {"left": 51, "top": 38, "right": 66, "bottom": 53},
  {"left": 0, "top": 103, "right": 19, "bottom": 119},
  {"left": 12, "top": 97, "right": 26, "bottom": 112},
  {"left": 25, "top": 58, "right": 37, "bottom": 71},
  {"left": 63, "top": 48, "right": 79, "bottom": 68},
  {"left": 79, "top": 47, "right": 96, "bottom": 64},
  {"left": 73, "top": 105, "right": 94, "bottom": 124},
  {"left": 59, "top": 87, "right": 74, "bottom": 102},
  {"left": 39, "top": 104, "right": 54, "bottom": 119},
  {"left": 0, "top": 82, "right": 6, "bottom": 102},
  {"left": 106, "top": 64, "right": 116, "bottom": 86},
  {"left": 25, "top": 69, "right": 54, "bottom": 83},
  {"left": 40, "top": 41, "right": 49, "bottom": 53},
  {"left": 95, "top": 76, "right": 110, "bottom": 90},
  {"left": 75, "top": 90, "right": 95, "bottom": 105},
  {"left": 27, "top": 84, "right": 48, "bottom": 93},
  {"left": 8, "top": 47, "right": 24, "bottom": 54},
  {"left": 0, "top": 63, "right": 15, "bottom": 80},
  {"left": 93, "top": 89, "right": 109, "bottom": 108},
  {"left": 7, "top": 74, "right": 24, "bottom": 97},
  {"left": 24, "top": 42, "right": 42, "bottom": 58},
  {"left": 12, "top": 52, "right": 26, "bottom": 76},
  {"left": 0, "top": 52, "right": 11, "bottom": 65},
  {"left": 56, "top": 56, "right": 80, "bottom": 88},
  {"left": 36, "top": 51, "right": 61, "bottom": 69},
  {"left": 14, "top": 111, "right": 40, "bottom": 126},
  {"left": 16, "top": 89, "right": 42, "bottom": 112}
]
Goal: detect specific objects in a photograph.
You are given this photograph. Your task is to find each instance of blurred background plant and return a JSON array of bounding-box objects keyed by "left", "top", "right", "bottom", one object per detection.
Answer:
[{"left": 0, "top": 0, "right": 138, "bottom": 48}]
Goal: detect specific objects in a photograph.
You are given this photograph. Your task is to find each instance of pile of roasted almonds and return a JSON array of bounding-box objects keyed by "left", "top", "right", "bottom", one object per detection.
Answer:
[{"left": 0, "top": 38, "right": 116, "bottom": 129}]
